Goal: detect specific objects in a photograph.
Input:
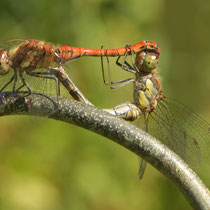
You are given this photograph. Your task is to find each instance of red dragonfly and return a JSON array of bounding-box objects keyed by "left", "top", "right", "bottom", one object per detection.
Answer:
[
  {"left": 103, "top": 46, "right": 210, "bottom": 179},
  {"left": 0, "top": 39, "right": 160, "bottom": 105}
]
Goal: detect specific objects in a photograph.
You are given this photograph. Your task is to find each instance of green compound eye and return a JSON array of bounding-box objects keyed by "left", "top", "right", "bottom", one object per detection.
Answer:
[{"left": 142, "top": 54, "right": 158, "bottom": 72}]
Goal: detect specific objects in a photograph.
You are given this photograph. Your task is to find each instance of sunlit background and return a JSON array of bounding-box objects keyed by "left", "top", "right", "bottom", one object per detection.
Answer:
[{"left": 0, "top": 0, "right": 210, "bottom": 210}]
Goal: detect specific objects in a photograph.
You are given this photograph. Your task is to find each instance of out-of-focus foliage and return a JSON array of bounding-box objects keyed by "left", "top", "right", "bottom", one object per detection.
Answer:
[{"left": 0, "top": 0, "right": 209, "bottom": 210}]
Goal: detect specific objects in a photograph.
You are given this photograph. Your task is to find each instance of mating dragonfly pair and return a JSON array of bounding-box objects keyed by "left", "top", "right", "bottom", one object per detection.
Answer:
[{"left": 0, "top": 39, "right": 209, "bottom": 179}]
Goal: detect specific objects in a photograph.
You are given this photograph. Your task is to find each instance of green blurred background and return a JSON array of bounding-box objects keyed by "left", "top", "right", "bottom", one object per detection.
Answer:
[{"left": 0, "top": 0, "right": 210, "bottom": 209}]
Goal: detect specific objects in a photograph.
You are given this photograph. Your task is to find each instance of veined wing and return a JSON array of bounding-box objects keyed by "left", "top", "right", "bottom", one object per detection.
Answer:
[
  {"left": 137, "top": 97, "right": 210, "bottom": 168},
  {"left": 0, "top": 39, "right": 26, "bottom": 50}
]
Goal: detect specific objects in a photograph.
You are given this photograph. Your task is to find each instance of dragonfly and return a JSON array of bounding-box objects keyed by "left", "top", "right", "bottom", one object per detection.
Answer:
[
  {"left": 103, "top": 46, "right": 210, "bottom": 179},
  {"left": 0, "top": 39, "right": 160, "bottom": 102},
  {"left": 0, "top": 39, "right": 97, "bottom": 107}
]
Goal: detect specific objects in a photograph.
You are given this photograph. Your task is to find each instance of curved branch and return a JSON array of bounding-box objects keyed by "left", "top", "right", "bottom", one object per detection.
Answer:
[{"left": 0, "top": 92, "right": 209, "bottom": 210}]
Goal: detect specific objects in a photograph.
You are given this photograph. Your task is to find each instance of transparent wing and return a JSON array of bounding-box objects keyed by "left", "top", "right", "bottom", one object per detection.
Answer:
[
  {"left": 0, "top": 67, "right": 59, "bottom": 119},
  {"left": 138, "top": 158, "right": 147, "bottom": 179},
  {"left": 0, "top": 39, "right": 25, "bottom": 50},
  {"left": 0, "top": 69, "right": 15, "bottom": 92},
  {"left": 137, "top": 97, "right": 210, "bottom": 168}
]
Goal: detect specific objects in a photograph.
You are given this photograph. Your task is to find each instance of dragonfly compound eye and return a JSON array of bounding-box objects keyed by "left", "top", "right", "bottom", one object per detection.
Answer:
[
  {"left": 135, "top": 51, "right": 159, "bottom": 73},
  {"left": 142, "top": 54, "right": 159, "bottom": 72},
  {"left": 0, "top": 50, "right": 10, "bottom": 75}
]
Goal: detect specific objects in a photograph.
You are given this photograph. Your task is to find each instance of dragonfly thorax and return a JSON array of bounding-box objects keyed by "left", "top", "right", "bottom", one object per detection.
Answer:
[
  {"left": 8, "top": 41, "right": 56, "bottom": 72},
  {"left": 134, "top": 75, "right": 163, "bottom": 113},
  {"left": 0, "top": 50, "right": 10, "bottom": 75}
]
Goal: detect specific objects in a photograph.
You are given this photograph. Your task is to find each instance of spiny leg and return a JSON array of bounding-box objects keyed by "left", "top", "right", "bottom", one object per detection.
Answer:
[
  {"left": 115, "top": 45, "right": 137, "bottom": 73},
  {"left": 21, "top": 70, "right": 61, "bottom": 116},
  {"left": 109, "top": 78, "right": 136, "bottom": 89},
  {"left": 100, "top": 45, "right": 137, "bottom": 89},
  {"left": 0, "top": 70, "right": 17, "bottom": 104},
  {"left": 0, "top": 72, "right": 16, "bottom": 92},
  {"left": 101, "top": 46, "right": 134, "bottom": 87},
  {"left": 100, "top": 46, "right": 110, "bottom": 86},
  {"left": 116, "top": 56, "right": 136, "bottom": 73},
  {"left": 100, "top": 50, "right": 135, "bottom": 89},
  {"left": 109, "top": 55, "right": 136, "bottom": 89},
  {"left": 12, "top": 73, "right": 18, "bottom": 93},
  {"left": 18, "top": 71, "right": 32, "bottom": 97},
  {"left": 25, "top": 71, "right": 60, "bottom": 102},
  {"left": 120, "top": 45, "right": 134, "bottom": 71},
  {"left": 16, "top": 71, "right": 56, "bottom": 91},
  {"left": 131, "top": 49, "right": 139, "bottom": 72},
  {"left": 18, "top": 70, "right": 54, "bottom": 97}
]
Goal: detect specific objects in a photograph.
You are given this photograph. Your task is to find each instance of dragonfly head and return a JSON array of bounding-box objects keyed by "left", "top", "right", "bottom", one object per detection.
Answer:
[
  {"left": 0, "top": 50, "right": 10, "bottom": 75},
  {"left": 135, "top": 51, "right": 159, "bottom": 73}
]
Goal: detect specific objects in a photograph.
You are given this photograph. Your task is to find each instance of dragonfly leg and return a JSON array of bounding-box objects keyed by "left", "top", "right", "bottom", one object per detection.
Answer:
[
  {"left": 100, "top": 46, "right": 110, "bottom": 86},
  {"left": 12, "top": 72, "right": 18, "bottom": 93},
  {"left": 18, "top": 71, "right": 32, "bottom": 97},
  {"left": 131, "top": 51, "right": 139, "bottom": 72},
  {"left": 115, "top": 44, "right": 136, "bottom": 73},
  {"left": 116, "top": 55, "right": 136, "bottom": 74},
  {"left": 103, "top": 102, "right": 141, "bottom": 121},
  {"left": 24, "top": 71, "right": 60, "bottom": 102},
  {"left": 101, "top": 47, "right": 136, "bottom": 89},
  {"left": 49, "top": 66, "right": 93, "bottom": 106},
  {"left": 0, "top": 72, "right": 16, "bottom": 92},
  {"left": 109, "top": 78, "right": 135, "bottom": 89}
]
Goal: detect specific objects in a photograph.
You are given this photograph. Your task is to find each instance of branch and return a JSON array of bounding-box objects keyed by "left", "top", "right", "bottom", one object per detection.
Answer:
[{"left": 0, "top": 92, "right": 209, "bottom": 210}]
